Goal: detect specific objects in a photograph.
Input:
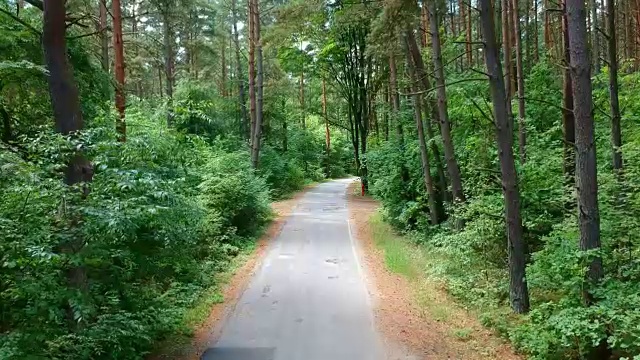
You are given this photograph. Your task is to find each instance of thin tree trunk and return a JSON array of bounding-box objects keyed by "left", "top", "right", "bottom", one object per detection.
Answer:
[
  {"left": 534, "top": 0, "right": 540, "bottom": 61},
  {"left": 231, "top": 0, "right": 248, "bottom": 139},
  {"left": 479, "top": 0, "right": 530, "bottom": 314},
  {"left": 544, "top": 0, "right": 551, "bottom": 50},
  {"left": 421, "top": 4, "right": 429, "bottom": 48},
  {"left": 606, "top": 0, "right": 622, "bottom": 171},
  {"left": 427, "top": 1, "right": 466, "bottom": 205},
  {"left": 300, "top": 69, "right": 305, "bottom": 128},
  {"left": 248, "top": 0, "right": 257, "bottom": 143},
  {"left": 566, "top": 0, "right": 604, "bottom": 303},
  {"left": 591, "top": 0, "right": 600, "bottom": 72},
  {"left": 250, "top": 0, "right": 264, "bottom": 169},
  {"left": 389, "top": 53, "right": 403, "bottom": 142},
  {"left": 467, "top": 0, "right": 473, "bottom": 65},
  {"left": 323, "top": 78, "right": 331, "bottom": 176},
  {"left": 635, "top": 0, "right": 640, "bottom": 69},
  {"left": 1, "top": 105, "right": 12, "bottom": 143},
  {"left": 525, "top": 0, "right": 531, "bottom": 72},
  {"left": 383, "top": 84, "right": 389, "bottom": 141},
  {"left": 562, "top": 3, "right": 576, "bottom": 183},
  {"left": 502, "top": 0, "right": 513, "bottom": 103},
  {"left": 512, "top": 0, "right": 526, "bottom": 161},
  {"left": 625, "top": 0, "right": 632, "bottom": 60},
  {"left": 405, "top": 29, "right": 449, "bottom": 202},
  {"left": 407, "top": 48, "right": 439, "bottom": 225},
  {"left": 221, "top": 37, "right": 227, "bottom": 97},
  {"left": 162, "top": 7, "right": 174, "bottom": 126},
  {"left": 112, "top": 0, "right": 126, "bottom": 141},
  {"left": 99, "top": 0, "right": 108, "bottom": 72}
]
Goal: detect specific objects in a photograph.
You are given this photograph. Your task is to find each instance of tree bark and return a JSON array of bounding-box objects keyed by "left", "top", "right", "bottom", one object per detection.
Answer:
[
  {"left": 566, "top": 0, "right": 604, "bottom": 303},
  {"left": 406, "top": 47, "right": 439, "bottom": 225},
  {"left": 534, "top": 0, "right": 540, "bottom": 61},
  {"left": 323, "top": 78, "right": 331, "bottom": 176},
  {"left": 512, "top": 0, "right": 526, "bottom": 162},
  {"left": 98, "top": 0, "right": 108, "bottom": 72},
  {"left": 248, "top": 0, "right": 257, "bottom": 143},
  {"left": 231, "top": 0, "right": 248, "bottom": 139},
  {"left": 591, "top": 0, "right": 600, "bottom": 72},
  {"left": 427, "top": 1, "right": 466, "bottom": 205},
  {"left": 479, "top": 0, "right": 530, "bottom": 314},
  {"left": 162, "top": 6, "right": 174, "bottom": 126},
  {"left": 466, "top": 0, "right": 473, "bottom": 66},
  {"left": 300, "top": 69, "right": 305, "bottom": 128},
  {"left": 562, "top": 3, "right": 576, "bottom": 183},
  {"left": 405, "top": 29, "right": 449, "bottom": 202},
  {"left": 43, "top": 0, "right": 92, "bottom": 323},
  {"left": 250, "top": 0, "right": 264, "bottom": 169},
  {"left": 112, "top": 0, "right": 126, "bottom": 141},
  {"left": 389, "top": 53, "right": 403, "bottom": 143},
  {"left": 1, "top": 104, "right": 12, "bottom": 143},
  {"left": 502, "top": 0, "right": 513, "bottom": 102},
  {"left": 606, "top": 0, "right": 622, "bottom": 171},
  {"left": 221, "top": 37, "right": 227, "bottom": 97}
]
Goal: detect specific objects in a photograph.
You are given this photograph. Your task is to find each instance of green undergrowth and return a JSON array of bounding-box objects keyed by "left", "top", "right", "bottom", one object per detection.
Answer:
[
  {"left": 368, "top": 211, "right": 518, "bottom": 355},
  {"left": 152, "top": 239, "right": 259, "bottom": 355}
]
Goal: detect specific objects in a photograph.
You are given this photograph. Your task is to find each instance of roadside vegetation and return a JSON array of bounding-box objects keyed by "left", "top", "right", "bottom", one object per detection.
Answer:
[{"left": 2, "top": 0, "right": 640, "bottom": 358}]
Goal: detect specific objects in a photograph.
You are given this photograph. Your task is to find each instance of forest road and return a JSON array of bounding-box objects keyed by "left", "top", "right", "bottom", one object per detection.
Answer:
[{"left": 201, "top": 178, "right": 384, "bottom": 360}]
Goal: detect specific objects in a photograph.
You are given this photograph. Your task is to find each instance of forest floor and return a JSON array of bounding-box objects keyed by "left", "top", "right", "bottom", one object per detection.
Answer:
[
  {"left": 150, "top": 185, "right": 315, "bottom": 360},
  {"left": 346, "top": 179, "right": 521, "bottom": 360}
]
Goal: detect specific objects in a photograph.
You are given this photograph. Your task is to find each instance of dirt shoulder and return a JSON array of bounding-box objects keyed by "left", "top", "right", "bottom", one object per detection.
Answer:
[
  {"left": 347, "top": 180, "right": 520, "bottom": 360},
  {"left": 150, "top": 186, "right": 312, "bottom": 360}
]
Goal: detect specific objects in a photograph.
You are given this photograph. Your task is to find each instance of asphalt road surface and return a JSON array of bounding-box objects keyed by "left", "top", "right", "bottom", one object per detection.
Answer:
[{"left": 201, "top": 179, "right": 383, "bottom": 360}]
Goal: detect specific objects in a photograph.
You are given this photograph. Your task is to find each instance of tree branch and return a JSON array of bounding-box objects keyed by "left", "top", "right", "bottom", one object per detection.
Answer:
[{"left": 0, "top": 8, "right": 41, "bottom": 36}]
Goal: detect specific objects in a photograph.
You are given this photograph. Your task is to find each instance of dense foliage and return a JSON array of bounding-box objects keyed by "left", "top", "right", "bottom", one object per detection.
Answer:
[
  {"left": 3, "top": 0, "right": 640, "bottom": 357},
  {"left": 0, "top": 0, "right": 353, "bottom": 358},
  {"left": 367, "top": 41, "right": 640, "bottom": 360}
]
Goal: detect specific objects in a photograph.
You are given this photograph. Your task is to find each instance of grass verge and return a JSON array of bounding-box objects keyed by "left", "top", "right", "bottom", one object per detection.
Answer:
[{"left": 368, "top": 211, "right": 519, "bottom": 358}]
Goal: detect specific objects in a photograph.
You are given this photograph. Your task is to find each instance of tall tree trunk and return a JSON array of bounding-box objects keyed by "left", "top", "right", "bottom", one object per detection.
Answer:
[
  {"left": 562, "top": 3, "right": 576, "bottom": 183},
  {"left": 231, "top": 0, "right": 248, "bottom": 139},
  {"left": 383, "top": 84, "right": 389, "bottom": 141},
  {"left": 427, "top": 1, "right": 466, "bottom": 206},
  {"left": 533, "top": 0, "right": 540, "bottom": 63},
  {"left": 247, "top": 0, "right": 257, "bottom": 143},
  {"left": 421, "top": 4, "right": 429, "bottom": 48},
  {"left": 466, "top": 0, "right": 473, "bottom": 66},
  {"left": 112, "top": 0, "right": 126, "bottom": 141},
  {"left": 407, "top": 48, "right": 439, "bottom": 225},
  {"left": 479, "top": 0, "right": 530, "bottom": 314},
  {"left": 389, "top": 53, "right": 403, "bottom": 142},
  {"left": 99, "top": 0, "right": 108, "bottom": 72},
  {"left": 323, "top": 78, "right": 331, "bottom": 176},
  {"left": 512, "top": 0, "right": 526, "bottom": 161},
  {"left": 162, "top": 7, "right": 174, "bottom": 126},
  {"left": 591, "top": 0, "right": 600, "bottom": 72},
  {"left": 606, "top": 0, "right": 622, "bottom": 171},
  {"left": 544, "top": 0, "right": 552, "bottom": 50},
  {"left": 635, "top": 0, "right": 640, "bottom": 69},
  {"left": 300, "top": 69, "right": 305, "bottom": 128},
  {"left": 221, "top": 37, "right": 227, "bottom": 97},
  {"left": 502, "top": 0, "right": 513, "bottom": 102},
  {"left": 42, "top": 0, "right": 92, "bottom": 323},
  {"left": 250, "top": 0, "right": 264, "bottom": 169},
  {"left": 405, "top": 29, "right": 449, "bottom": 202},
  {"left": 625, "top": 0, "right": 632, "bottom": 60},
  {"left": 566, "top": 0, "right": 604, "bottom": 304}
]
